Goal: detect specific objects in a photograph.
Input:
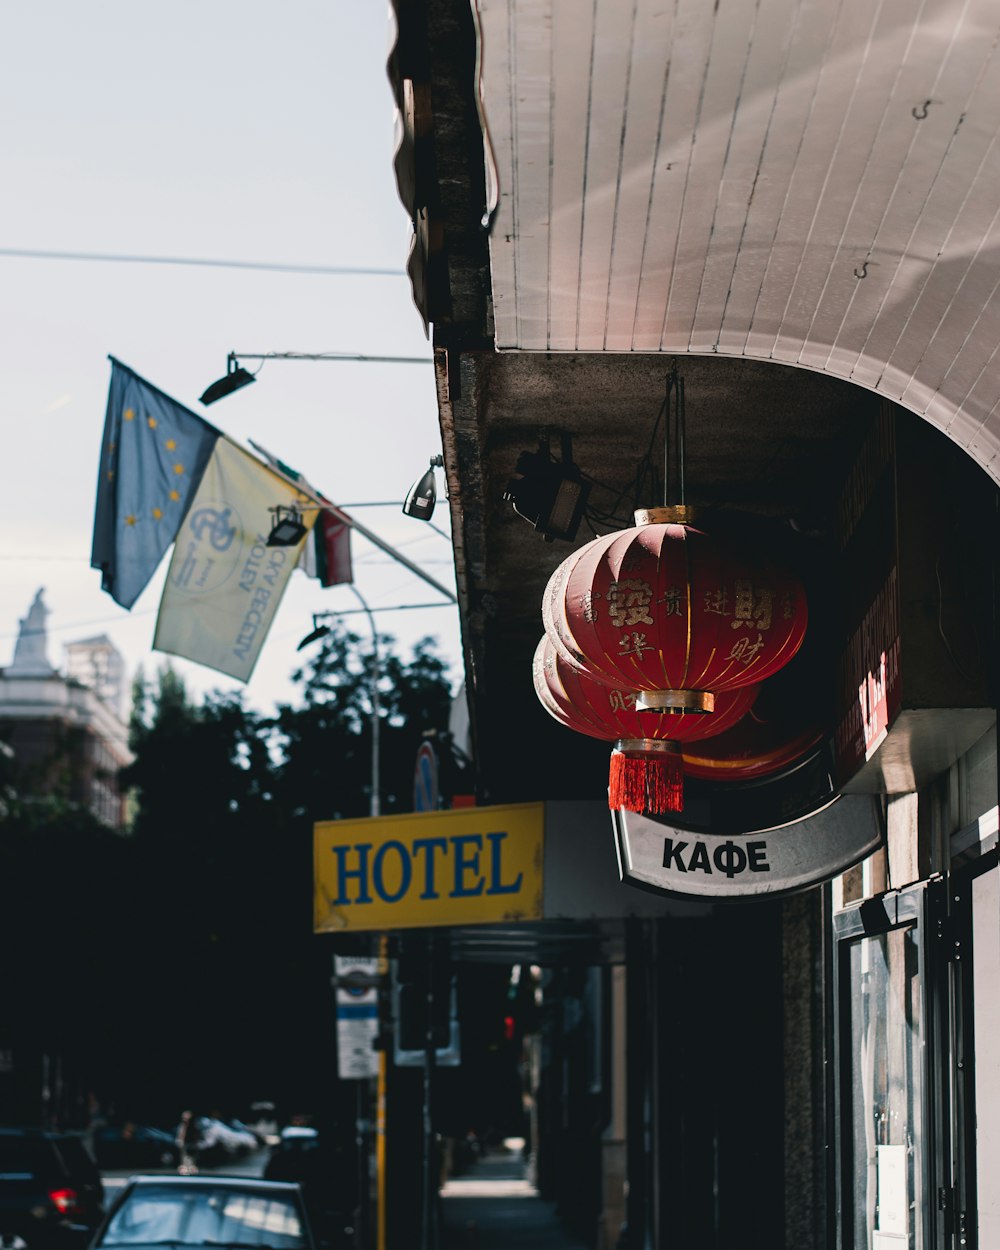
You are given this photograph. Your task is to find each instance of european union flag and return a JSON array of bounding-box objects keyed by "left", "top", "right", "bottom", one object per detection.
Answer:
[{"left": 91, "top": 358, "right": 220, "bottom": 609}]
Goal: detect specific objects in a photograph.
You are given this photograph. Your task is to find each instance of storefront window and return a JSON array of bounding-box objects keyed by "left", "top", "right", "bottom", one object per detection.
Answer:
[{"left": 844, "top": 923, "right": 923, "bottom": 1249}]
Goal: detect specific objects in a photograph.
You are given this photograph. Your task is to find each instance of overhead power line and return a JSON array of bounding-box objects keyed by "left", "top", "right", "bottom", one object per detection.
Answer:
[
  {"left": 0, "top": 247, "right": 404, "bottom": 278},
  {"left": 0, "top": 599, "right": 454, "bottom": 644}
]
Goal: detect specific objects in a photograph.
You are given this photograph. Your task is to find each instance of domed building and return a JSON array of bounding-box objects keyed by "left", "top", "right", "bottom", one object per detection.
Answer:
[{"left": 0, "top": 590, "right": 132, "bottom": 829}]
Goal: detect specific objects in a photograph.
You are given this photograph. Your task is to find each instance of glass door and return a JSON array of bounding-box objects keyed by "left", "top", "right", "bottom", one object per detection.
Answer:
[{"left": 834, "top": 882, "right": 947, "bottom": 1250}]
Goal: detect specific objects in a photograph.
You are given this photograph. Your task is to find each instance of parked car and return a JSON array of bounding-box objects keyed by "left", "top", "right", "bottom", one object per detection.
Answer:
[
  {"left": 90, "top": 1126, "right": 179, "bottom": 1173},
  {"left": 0, "top": 1127, "right": 104, "bottom": 1250},
  {"left": 245, "top": 1104, "right": 279, "bottom": 1148},
  {"left": 194, "top": 1119, "right": 256, "bottom": 1164},
  {"left": 89, "top": 1176, "right": 314, "bottom": 1250},
  {"left": 172, "top": 1117, "right": 256, "bottom": 1171},
  {"left": 263, "top": 1130, "right": 354, "bottom": 1250},
  {"left": 271, "top": 1126, "right": 319, "bottom": 1149},
  {"left": 221, "top": 1121, "right": 260, "bottom": 1152}
]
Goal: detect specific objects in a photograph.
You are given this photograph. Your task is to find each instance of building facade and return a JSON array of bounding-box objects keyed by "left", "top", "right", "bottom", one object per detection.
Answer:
[
  {"left": 0, "top": 591, "right": 132, "bottom": 829},
  {"left": 380, "top": 1, "right": 1000, "bottom": 1246}
]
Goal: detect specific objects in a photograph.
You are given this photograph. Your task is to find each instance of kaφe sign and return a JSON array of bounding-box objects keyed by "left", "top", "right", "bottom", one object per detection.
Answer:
[
  {"left": 314, "top": 803, "right": 544, "bottom": 932},
  {"left": 613, "top": 795, "right": 883, "bottom": 899}
]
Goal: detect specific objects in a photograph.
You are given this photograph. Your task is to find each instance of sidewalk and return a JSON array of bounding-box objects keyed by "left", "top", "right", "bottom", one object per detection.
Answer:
[{"left": 440, "top": 1144, "right": 590, "bottom": 1250}]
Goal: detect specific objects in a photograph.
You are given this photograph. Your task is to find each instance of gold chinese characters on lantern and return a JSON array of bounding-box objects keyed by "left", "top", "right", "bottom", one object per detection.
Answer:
[
  {"left": 545, "top": 508, "right": 807, "bottom": 712},
  {"left": 537, "top": 508, "right": 808, "bottom": 813}
]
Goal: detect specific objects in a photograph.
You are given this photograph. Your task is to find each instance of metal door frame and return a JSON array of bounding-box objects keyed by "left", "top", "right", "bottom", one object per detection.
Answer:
[
  {"left": 945, "top": 816, "right": 1000, "bottom": 1250},
  {"left": 832, "top": 879, "right": 949, "bottom": 1250}
]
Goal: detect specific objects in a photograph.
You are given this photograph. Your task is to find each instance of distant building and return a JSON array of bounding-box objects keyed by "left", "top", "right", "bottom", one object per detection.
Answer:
[
  {"left": 64, "top": 635, "right": 127, "bottom": 722},
  {"left": 0, "top": 590, "right": 133, "bottom": 829}
]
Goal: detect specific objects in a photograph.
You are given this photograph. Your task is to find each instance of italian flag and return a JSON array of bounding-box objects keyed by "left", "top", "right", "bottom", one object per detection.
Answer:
[{"left": 299, "top": 508, "right": 353, "bottom": 587}]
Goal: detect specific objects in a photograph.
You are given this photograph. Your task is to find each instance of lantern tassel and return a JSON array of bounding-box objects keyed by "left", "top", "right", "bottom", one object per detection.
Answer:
[{"left": 608, "top": 742, "right": 684, "bottom": 814}]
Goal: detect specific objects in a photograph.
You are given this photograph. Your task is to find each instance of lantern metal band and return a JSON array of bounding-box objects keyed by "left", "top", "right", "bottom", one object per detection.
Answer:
[
  {"left": 635, "top": 689, "right": 715, "bottom": 714},
  {"left": 613, "top": 738, "right": 682, "bottom": 757},
  {"left": 632, "top": 505, "right": 698, "bottom": 526},
  {"left": 534, "top": 634, "right": 761, "bottom": 814}
]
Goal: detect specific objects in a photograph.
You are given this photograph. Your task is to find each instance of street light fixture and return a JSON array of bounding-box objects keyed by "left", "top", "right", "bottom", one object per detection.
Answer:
[
  {"left": 266, "top": 505, "right": 309, "bottom": 547},
  {"left": 199, "top": 355, "right": 257, "bottom": 405},
  {"left": 297, "top": 618, "right": 331, "bottom": 651},
  {"left": 403, "top": 455, "right": 444, "bottom": 521},
  {"left": 502, "top": 431, "right": 590, "bottom": 542}
]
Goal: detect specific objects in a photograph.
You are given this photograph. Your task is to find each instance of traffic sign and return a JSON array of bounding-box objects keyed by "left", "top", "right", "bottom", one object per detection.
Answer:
[{"left": 413, "top": 741, "right": 439, "bottom": 812}]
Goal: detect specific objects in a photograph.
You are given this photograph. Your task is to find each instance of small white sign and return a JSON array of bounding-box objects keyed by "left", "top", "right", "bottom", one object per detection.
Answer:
[
  {"left": 876, "top": 1144, "right": 908, "bottom": 1236},
  {"left": 334, "top": 956, "right": 380, "bottom": 1079}
]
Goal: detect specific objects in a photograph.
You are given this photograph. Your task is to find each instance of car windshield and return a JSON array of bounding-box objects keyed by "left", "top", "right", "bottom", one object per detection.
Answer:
[{"left": 99, "top": 1184, "right": 306, "bottom": 1250}]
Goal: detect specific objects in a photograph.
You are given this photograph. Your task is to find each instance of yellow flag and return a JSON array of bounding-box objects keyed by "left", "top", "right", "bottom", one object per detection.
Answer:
[{"left": 153, "top": 437, "right": 317, "bottom": 681}]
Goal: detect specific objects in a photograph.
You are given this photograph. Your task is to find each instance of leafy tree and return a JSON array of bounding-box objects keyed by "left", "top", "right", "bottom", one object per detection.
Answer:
[
  {"left": 106, "top": 625, "right": 455, "bottom": 1121},
  {"left": 0, "top": 627, "right": 455, "bottom": 1127},
  {"left": 116, "top": 669, "right": 287, "bottom": 1118},
  {"left": 273, "top": 622, "right": 456, "bottom": 819},
  {"left": 0, "top": 782, "right": 134, "bottom": 1124}
]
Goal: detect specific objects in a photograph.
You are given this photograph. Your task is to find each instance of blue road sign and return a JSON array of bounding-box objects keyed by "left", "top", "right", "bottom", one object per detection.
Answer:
[{"left": 413, "top": 741, "right": 439, "bottom": 812}]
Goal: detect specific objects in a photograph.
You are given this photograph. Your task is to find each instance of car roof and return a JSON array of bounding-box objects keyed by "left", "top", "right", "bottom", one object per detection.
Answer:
[{"left": 125, "top": 1175, "right": 301, "bottom": 1194}]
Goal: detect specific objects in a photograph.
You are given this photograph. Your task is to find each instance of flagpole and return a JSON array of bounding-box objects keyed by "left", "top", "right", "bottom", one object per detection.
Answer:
[{"left": 322, "top": 506, "right": 456, "bottom": 604}]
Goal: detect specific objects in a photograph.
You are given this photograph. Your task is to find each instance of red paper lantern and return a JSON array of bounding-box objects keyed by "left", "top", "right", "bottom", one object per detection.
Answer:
[
  {"left": 532, "top": 636, "right": 758, "bottom": 813},
  {"left": 544, "top": 508, "right": 807, "bottom": 712}
]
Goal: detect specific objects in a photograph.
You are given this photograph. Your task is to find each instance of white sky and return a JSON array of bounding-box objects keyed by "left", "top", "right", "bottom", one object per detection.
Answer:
[{"left": 0, "top": 1, "right": 461, "bottom": 713}]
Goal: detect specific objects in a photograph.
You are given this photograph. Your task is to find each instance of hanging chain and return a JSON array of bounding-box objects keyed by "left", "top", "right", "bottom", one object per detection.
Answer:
[{"left": 663, "top": 361, "right": 687, "bottom": 506}]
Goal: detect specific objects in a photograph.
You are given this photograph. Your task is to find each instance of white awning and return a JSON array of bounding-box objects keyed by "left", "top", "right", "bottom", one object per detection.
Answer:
[{"left": 478, "top": 0, "right": 1000, "bottom": 482}]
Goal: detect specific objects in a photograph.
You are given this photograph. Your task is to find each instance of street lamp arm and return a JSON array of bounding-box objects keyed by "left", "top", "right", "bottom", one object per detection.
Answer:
[
  {"left": 230, "top": 350, "right": 432, "bottom": 365},
  {"left": 332, "top": 509, "right": 456, "bottom": 603},
  {"left": 349, "top": 585, "right": 381, "bottom": 819}
]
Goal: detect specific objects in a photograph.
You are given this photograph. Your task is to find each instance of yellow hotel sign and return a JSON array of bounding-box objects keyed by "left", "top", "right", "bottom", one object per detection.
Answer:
[{"left": 313, "top": 803, "right": 544, "bottom": 933}]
